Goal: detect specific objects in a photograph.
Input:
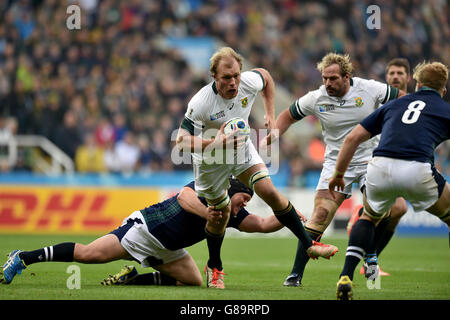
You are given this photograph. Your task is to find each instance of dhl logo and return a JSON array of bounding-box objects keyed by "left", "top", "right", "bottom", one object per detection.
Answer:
[{"left": 0, "top": 186, "right": 160, "bottom": 234}]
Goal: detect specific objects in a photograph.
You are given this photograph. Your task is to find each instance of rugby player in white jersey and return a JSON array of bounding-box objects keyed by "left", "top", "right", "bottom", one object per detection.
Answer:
[
  {"left": 261, "top": 52, "right": 406, "bottom": 287},
  {"left": 176, "top": 47, "right": 338, "bottom": 288}
]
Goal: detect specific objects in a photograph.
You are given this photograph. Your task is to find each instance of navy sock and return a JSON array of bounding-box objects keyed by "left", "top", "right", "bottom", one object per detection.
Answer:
[
  {"left": 370, "top": 215, "right": 392, "bottom": 256},
  {"left": 290, "top": 227, "right": 322, "bottom": 279},
  {"left": 375, "top": 229, "right": 395, "bottom": 257},
  {"left": 19, "top": 242, "right": 75, "bottom": 266},
  {"left": 205, "top": 228, "right": 224, "bottom": 271},
  {"left": 340, "top": 220, "right": 375, "bottom": 280},
  {"left": 274, "top": 202, "right": 313, "bottom": 249}
]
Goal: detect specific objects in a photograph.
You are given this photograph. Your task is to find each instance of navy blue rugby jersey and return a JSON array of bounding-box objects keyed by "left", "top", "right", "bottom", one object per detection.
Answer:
[
  {"left": 360, "top": 88, "right": 450, "bottom": 164},
  {"left": 139, "top": 181, "right": 250, "bottom": 250}
]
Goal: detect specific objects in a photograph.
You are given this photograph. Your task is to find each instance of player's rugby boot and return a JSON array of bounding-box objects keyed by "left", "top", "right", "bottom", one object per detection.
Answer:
[
  {"left": 336, "top": 275, "right": 353, "bottom": 300},
  {"left": 283, "top": 273, "right": 301, "bottom": 287},
  {"left": 204, "top": 265, "right": 226, "bottom": 289},
  {"left": 101, "top": 265, "right": 138, "bottom": 285},
  {"left": 307, "top": 241, "right": 338, "bottom": 260},
  {"left": 1, "top": 250, "right": 26, "bottom": 284}
]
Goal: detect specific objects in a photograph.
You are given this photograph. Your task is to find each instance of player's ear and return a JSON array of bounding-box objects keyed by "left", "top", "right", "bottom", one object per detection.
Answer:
[{"left": 343, "top": 72, "right": 350, "bottom": 81}]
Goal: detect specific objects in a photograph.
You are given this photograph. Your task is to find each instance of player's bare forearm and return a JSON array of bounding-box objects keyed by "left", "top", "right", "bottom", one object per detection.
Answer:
[
  {"left": 176, "top": 128, "right": 213, "bottom": 153},
  {"left": 177, "top": 187, "right": 209, "bottom": 218},
  {"left": 275, "top": 109, "right": 297, "bottom": 137},
  {"left": 239, "top": 211, "right": 306, "bottom": 233}
]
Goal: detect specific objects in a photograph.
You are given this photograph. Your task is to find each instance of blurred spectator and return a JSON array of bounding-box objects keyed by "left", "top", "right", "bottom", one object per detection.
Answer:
[
  {"left": 113, "top": 131, "right": 140, "bottom": 173},
  {"left": 149, "top": 130, "right": 171, "bottom": 171},
  {"left": 136, "top": 134, "right": 152, "bottom": 172},
  {"left": 112, "top": 113, "right": 128, "bottom": 142},
  {"left": 53, "top": 110, "right": 83, "bottom": 160},
  {"left": 0, "top": 0, "right": 448, "bottom": 179},
  {"left": 95, "top": 117, "right": 116, "bottom": 148},
  {"left": 75, "top": 132, "right": 107, "bottom": 173},
  {"left": 103, "top": 140, "right": 120, "bottom": 173}
]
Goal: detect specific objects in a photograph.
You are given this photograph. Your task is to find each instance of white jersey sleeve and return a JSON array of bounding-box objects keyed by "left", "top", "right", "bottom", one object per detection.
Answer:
[
  {"left": 357, "top": 78, "right": 399, "bottom": 107},
  {"left": 240, "top": 70, "right": 265, "bottom": 92},
  {"left": 289, "top": 90, "right": 319, "bottom": 120},
  {"left": 181, "top": 90, "right": 208, "bottom": 136}
]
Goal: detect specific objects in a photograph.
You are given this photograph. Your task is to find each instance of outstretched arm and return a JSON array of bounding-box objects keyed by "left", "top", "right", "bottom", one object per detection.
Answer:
[
  {"left": 239, "top": 210, "right": 307, "bottom": 233},
  {"left": 260, "top": 107, "right": 298, "bottom": 148},
  {"left": 328, "top": 124, "right": 372, "bottom": 196}
]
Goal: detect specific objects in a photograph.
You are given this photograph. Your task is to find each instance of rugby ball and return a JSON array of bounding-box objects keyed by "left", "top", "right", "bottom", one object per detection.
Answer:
[{"left": 224, "top": 117, "right": 250, "bottom": 140}]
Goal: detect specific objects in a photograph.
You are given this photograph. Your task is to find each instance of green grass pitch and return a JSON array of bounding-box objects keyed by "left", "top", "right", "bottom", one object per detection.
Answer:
[{"left": 0, "top": 234, "right": 448, "bottom": 300}]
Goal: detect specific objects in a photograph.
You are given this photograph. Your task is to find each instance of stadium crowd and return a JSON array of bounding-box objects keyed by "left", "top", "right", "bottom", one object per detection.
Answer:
[{"left": 0, "top": 0, "right": 449, "bottom": 184}]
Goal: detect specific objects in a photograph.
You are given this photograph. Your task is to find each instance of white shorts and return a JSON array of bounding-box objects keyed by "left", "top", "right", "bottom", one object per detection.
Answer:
[
  {"left": 318, "top": 160, "right": 368, "bottom": 198},
  {"left": 193, "top": 141, "right": 264, "bottom": 199},
  {"left": 366, "top": 156, "right": 445, "bottom": 217},
  {"left": 110, "top": 211, "right": 188, "bottom": 268}
]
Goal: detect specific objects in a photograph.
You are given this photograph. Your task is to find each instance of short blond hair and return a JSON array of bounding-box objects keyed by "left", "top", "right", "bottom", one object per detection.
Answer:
[
  {"left": 209, "top": 47, "right": 243, "bottom": 76},
  {"left": 413, "top": 61, "right": 448, "bottom": 92},
  {"left": 317, "top": 52, "right": 353, "bottom": 76}
]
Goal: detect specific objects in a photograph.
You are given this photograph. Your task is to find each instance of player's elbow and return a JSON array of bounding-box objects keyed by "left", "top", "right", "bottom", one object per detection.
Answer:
[
  {"left": 175, "top": 131, "right": 186, "bottom": 146},
  {"left": 344, "top": 131, "right": 360, "bottom": 146}
]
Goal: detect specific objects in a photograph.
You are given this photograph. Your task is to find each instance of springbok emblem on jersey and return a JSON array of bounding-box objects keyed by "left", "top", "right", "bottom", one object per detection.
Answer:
[
  {"left": 241, "top": 97, "right": 248, "bottom": 107},
  {"left": 355, "top": 97, "right": 364, "bottom": 107}
]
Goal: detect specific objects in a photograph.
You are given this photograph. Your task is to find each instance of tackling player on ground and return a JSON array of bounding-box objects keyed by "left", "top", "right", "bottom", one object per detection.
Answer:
[
  {"left": 0, "top": 178, "right": 306, "bottom": 287},
  {"left": 331, "top": 61, "right": 450, "bottom": 300}
]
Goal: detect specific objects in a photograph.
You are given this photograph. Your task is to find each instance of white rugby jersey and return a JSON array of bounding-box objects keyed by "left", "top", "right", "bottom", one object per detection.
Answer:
[
  {"left": 289, "top": 77, "right": 399, "bottom": 165},
  {"left": 181, "top": 70, "right": 265, "bottom": 163}
]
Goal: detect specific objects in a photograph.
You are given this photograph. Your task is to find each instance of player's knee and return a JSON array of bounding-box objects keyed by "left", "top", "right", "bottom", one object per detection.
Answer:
[
  {"left": 177, "top": 271, "right": 202, "bottom": 286},
  {"left": 192, "top": 274, "right": 203, "bottom": 286},
  {"left": 75, "top": 244, "right": 106, "bottom": 263}
]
